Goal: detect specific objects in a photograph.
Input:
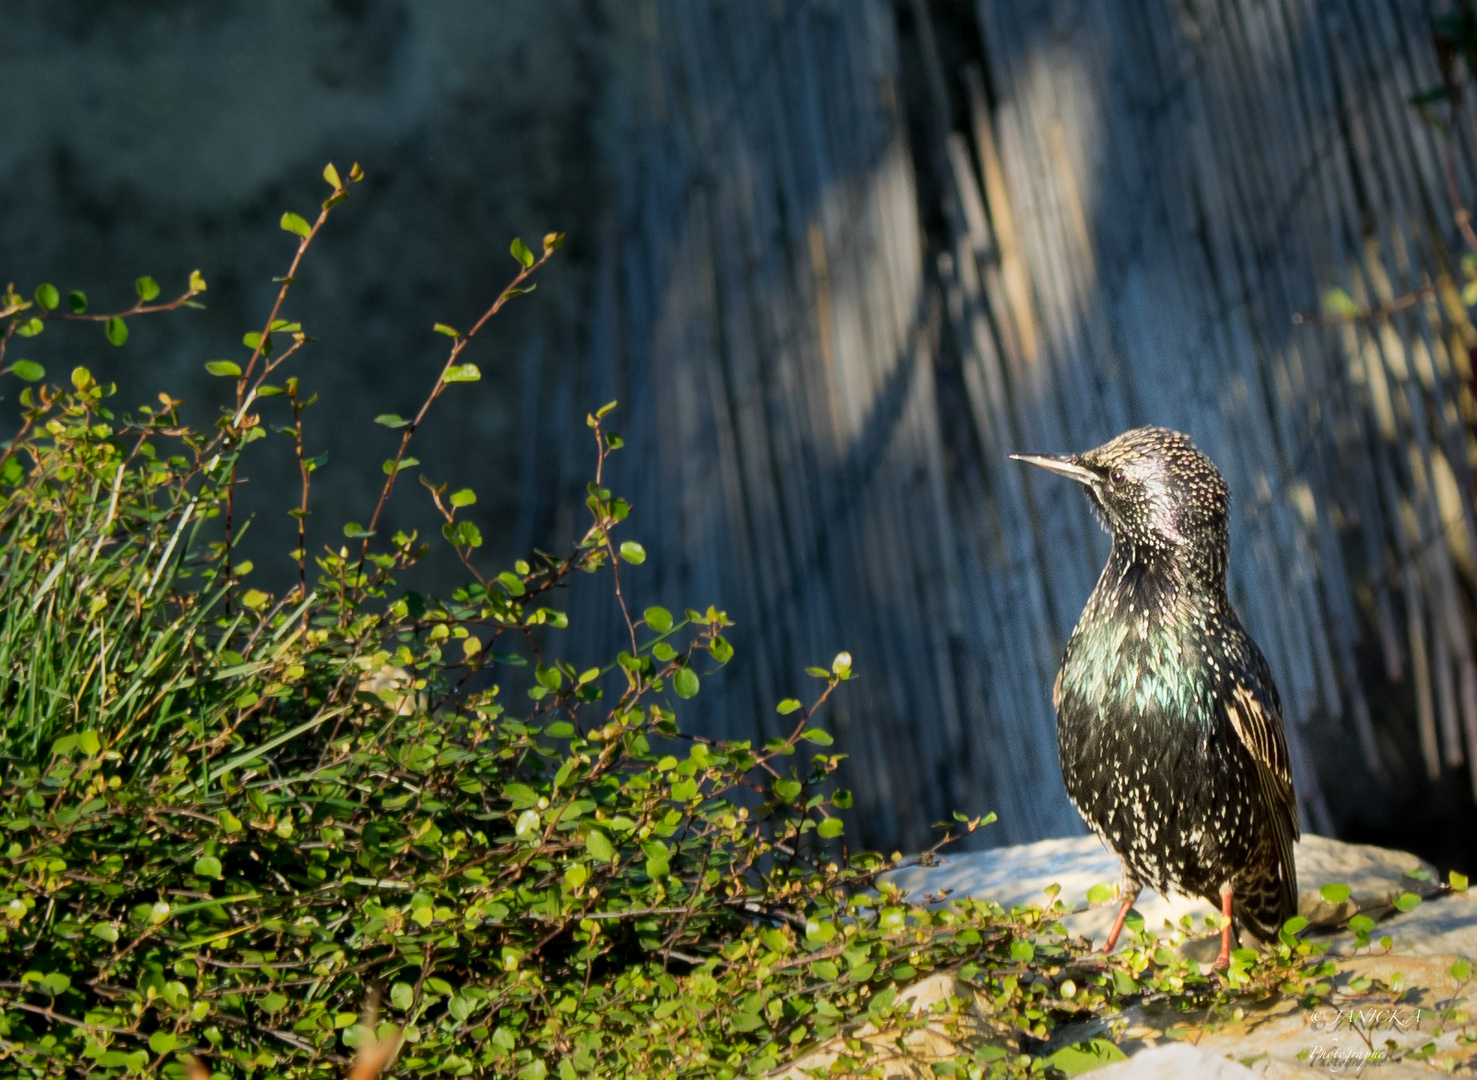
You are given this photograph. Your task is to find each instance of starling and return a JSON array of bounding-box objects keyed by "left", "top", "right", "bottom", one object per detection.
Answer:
[{"left": 1011, "top": 427, "right": 1298, "bottom": 969}]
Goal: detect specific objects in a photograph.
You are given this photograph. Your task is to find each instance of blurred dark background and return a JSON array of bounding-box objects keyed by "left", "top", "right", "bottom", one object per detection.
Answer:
[{"left": 5, "top": 0, "right": 1477, "bottom": 874}]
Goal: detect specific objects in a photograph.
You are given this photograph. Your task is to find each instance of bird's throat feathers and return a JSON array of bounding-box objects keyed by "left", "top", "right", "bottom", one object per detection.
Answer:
[{"left": 1065, "top": 546, "right": 1230, "bottom": 731}]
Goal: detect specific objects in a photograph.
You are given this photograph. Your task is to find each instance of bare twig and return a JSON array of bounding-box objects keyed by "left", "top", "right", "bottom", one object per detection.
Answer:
[
  {"left": 287, "top": 377, "right": 316, "bottom": 607},
  {"left": 1292, "top": 284, "right": 1440, "bottom": 326},
  {"left": 219, "top": 166, "right": 358, "bottom": 593},
  {"left": 355, "top": 237, "right": 563, "bottom": 586}
]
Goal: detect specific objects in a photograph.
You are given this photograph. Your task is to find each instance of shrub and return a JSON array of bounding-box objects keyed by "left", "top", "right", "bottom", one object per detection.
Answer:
[{"left": 0, "top": 164, "right": 1342, "bottom": 1080}]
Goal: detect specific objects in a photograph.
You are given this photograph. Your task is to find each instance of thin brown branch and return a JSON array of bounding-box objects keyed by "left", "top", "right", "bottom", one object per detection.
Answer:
[
  {"left": 356, "top": 241, "right": 561, "bottom": 582},
  {"left": 49, "top": 288, "right": 204, "bottom": 324},
  {"left": 1292, "top": 284, "right": 1439, "bottom": 327},
  {"left": 288, "top": 378, "right": 314, "bottom": 607},
  {"left": 0, "top": 997, "right": 136, "bottom": 1037}
]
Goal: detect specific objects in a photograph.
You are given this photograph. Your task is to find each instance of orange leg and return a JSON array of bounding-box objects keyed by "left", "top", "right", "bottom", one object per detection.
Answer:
[
  {"left": 1214, "top": 885, "right": 1234, "bottom": 970},
  {"left": 1102, "top": 882, "right": 1142, "bottom": 954}
]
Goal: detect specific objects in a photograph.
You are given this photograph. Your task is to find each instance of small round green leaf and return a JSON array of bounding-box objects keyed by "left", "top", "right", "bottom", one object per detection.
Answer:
[
  {"left": 1085, "top": 882, "right": 1115, "bottom": 905},
  {"left": 643, "top": 606, "right": 673, "bottom": 633},
  {"left": 443, "top": 364, "right": 481, "bottom": 383},
  {"left": 585, "top": 829, "right": 615, "bottom": 863},
  {"left": 456, "top": 520, "right": 483, "bottom": 547},
  {"left": 1319, "top": 883, "right": 1352, "bottom": 905},
  {"left": 280, "top": 212, "right": 313, "bottom": 239},
  {"left": 776, "top": 698, "right": 803, "bottom": 715},
  {"left": 817, "top": 817, "right": 844, "bottom": 839},
  {"left": 33, "top": 284, "right": 58, "bottom": 310},
  {"left": 135, "top": 276, "right": 160, "bottom": 302},
  {"left": 1393, "top": 891, "right": 1422, "bottom": 913},
  {"left": 510, "top": 237, "right": 536, "bottom": 268},
  {"left": 205, "top": 360, "right": 241, "bottom": 377},
  {"left": 148, "top": 1032, "right": 179, "bottom": 1055},
  {"left": 800, "top": 728, "right": 833, "bottom": 746},
  {"left": 105, "top": 317, "right": 128, "bottom": 346},
  {"left": 40, "top": 972, "right": 70, "bottom": 995},
  {"left": 193, "top": 856, "right": 222, "bottom": 879},
  {"left": 1047, "top": 1039, "right": 1126, "bottom": 1076},
  {"left": 1322, "top": 288, "right": 1360, "bottom": 318},
  {"left": 68, "top": 290, "right": 87, "bottom": 313},
  {"left": 672, "top": 667, "right": 699, "bottom": 699},
  {"left": 450, "top": 488, "right": 477, "bottom": 508},
  {"left": 9, "top": 361, "right": 44, "bottom": 382},
  {"left": 619, "top": 541, "right": 646, "bottom": 564}
]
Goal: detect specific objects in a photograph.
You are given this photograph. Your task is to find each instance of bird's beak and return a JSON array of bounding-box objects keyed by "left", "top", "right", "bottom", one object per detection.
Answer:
[{"left": 1008, "top": 453, "right": 1099, "bottom": 486}]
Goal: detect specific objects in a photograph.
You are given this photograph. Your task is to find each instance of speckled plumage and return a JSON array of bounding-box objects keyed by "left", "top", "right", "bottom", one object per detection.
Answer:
[{"left": 1014, "top": 427, "right": 1299, "bottom": 948}]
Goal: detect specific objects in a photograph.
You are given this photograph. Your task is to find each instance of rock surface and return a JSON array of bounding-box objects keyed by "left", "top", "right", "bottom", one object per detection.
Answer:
[
  {"left": 814, "top": 834, "right": 1477, "bottom": 1077},
  {"left": 881, "top": 833, "right": 1473, "bottom": 958},
  {"left": 1087, "top": 1043, "right": 1259, "bottom": 1079},
  {"left": 768, "top": 973, "right": 996, "bottom": 1080},
  {"left": 1107, "top": 953, "right": 1477, "bottom": 1077}
]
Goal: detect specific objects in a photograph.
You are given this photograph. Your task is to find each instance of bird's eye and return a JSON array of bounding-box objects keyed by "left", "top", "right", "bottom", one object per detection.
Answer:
[{"left": 1110, "top": 468, "right": 1125, "bottom": 485}]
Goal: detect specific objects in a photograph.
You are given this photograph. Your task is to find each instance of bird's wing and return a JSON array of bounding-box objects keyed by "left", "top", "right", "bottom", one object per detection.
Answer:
[
  {"left": 1225, "top": 670, "right": 1300, "bottom": 900},
  {"left": 1226, "top": 683, "right": 1293, "bottom": 803}
]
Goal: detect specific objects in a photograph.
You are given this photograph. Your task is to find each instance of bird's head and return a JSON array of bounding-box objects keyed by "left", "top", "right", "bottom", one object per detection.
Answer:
[{"left": 1011, "top": 427, "right": 1229, "bottom": 561}]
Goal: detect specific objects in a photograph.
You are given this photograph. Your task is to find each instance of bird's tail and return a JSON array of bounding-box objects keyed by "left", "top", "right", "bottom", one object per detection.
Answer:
[{"left": 1233, "top": 860, "right": 1298, "bottom": 942}]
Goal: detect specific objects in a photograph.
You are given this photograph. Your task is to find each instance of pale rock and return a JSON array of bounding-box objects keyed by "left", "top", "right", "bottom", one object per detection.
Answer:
[
  {"left": 879, "top": 834, "right": 1475, "bottom": 958},
  {"left": 1085, "top": 1043, "right": 1260, "bottom": 1079},
  {"left": 850, "top": 834, "right": 1477, "bottom": 1076},
  {"left": 767, "top": 973, "right": 1003, "bottom": 1080}
]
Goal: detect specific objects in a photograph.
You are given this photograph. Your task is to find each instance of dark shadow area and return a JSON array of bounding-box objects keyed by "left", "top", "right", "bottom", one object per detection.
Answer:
[{"left": 0, "top": 1, "right": 622, "bottom": 601}]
